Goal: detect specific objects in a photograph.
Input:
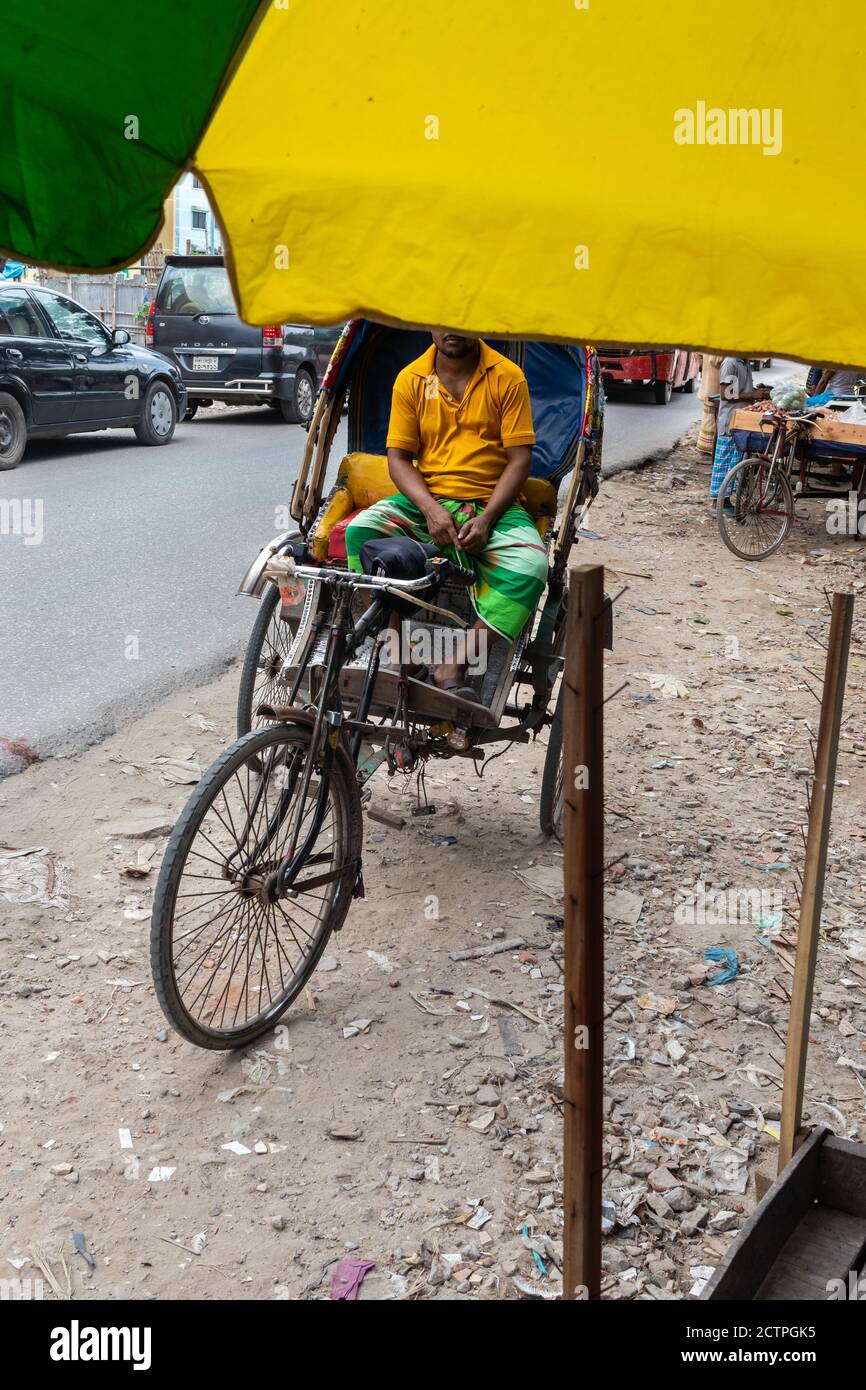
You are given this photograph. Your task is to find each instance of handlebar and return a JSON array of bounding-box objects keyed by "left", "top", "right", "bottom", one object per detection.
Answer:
[{"left": 264, "top": 554, "right": 475, "bottom": 592}]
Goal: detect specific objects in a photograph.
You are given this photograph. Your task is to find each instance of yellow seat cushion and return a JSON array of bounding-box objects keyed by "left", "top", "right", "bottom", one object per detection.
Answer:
[{"left": 308, "top": 452, "right": 557, "bottom": 561}]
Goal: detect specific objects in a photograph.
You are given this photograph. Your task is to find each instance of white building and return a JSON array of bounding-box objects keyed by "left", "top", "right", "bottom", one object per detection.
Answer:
[{"left": 165, "top": 172, "right": 222, "bottom": 255}]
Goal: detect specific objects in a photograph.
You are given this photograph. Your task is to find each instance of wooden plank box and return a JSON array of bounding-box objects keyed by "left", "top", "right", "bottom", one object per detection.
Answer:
[
  {"left": 703, "top": 1126, "right": 866, "bottom": 1300},
  {"left": 732, "top": 407, "right": 866, "bottom": 448}
]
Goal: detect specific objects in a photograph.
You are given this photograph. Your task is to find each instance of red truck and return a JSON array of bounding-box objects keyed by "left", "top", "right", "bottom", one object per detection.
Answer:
[{"left": 598, "top": 347, "right": 701, "bottom": 405}]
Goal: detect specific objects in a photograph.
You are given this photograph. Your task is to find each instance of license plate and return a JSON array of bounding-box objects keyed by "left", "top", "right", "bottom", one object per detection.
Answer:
[{"left": 192, "top": 356, "right": 219, "bottom": 372}]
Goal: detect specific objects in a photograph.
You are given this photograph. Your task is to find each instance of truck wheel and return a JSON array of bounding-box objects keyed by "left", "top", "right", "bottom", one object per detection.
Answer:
[
  {"left": 0, "top": 392, "right": 27, "bottom": 470},
  {"left": 654, "top": 380, "right": 672, "bottom": 405},
  {"left": 135, "top": 381, "right": 177, "bottom": 445},
  {"left": 681, "top": 375, "right": 696, "bottom": 394},
  {"left": 279, "top": 368, "right": 315, "bottom": 424}
]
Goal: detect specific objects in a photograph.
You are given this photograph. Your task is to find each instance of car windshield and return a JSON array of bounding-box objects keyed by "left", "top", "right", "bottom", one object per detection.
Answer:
[{"left": 156, "top": 265, "right": 235, "bottom": 315}]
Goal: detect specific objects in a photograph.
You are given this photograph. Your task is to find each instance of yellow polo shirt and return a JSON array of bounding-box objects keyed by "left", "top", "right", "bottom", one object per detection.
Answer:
[{"left": 385, "top": 341, "right": 536, "bottom": 500}]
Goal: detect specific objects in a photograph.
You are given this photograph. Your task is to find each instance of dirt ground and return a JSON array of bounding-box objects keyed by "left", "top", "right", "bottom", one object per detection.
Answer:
[{"left": 2, "top": 431, "right": 865, "bottom": 1302}]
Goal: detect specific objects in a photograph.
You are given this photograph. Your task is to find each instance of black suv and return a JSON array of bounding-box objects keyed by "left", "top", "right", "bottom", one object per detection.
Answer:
[
  {"left": 148, "top": 256, "right": 342, "bottom": 424},
  {"left": 0, "top": 283, "right": 186, "bottom": 470}
]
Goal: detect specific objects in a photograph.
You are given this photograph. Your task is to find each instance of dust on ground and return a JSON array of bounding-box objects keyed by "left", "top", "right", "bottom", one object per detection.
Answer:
[{"left": 1, "top": 433, "right": 865, "bottom": 1301}]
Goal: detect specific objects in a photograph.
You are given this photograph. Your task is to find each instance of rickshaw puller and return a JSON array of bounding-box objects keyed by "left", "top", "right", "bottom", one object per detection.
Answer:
[{"left": 345, "top": 331, "right": 548, "bottom": 699}]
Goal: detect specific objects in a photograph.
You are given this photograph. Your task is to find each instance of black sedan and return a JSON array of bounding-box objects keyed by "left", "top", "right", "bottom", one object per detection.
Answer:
[{"left": 0, "top": 283, "right": 186, "bottom": 469}]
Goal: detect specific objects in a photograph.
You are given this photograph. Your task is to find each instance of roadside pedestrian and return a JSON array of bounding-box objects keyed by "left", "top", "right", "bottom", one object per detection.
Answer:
[
  {"left": 697, "top": 353, "right": 723, "bottom": 454},
  {"left": 709, "top": 356, "right": 770, "bottom": 502}
]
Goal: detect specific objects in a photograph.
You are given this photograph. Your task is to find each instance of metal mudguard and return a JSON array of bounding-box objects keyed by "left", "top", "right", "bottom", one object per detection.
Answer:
[{"left": 237, "top": 530, "right": 302, "bottom": 598}]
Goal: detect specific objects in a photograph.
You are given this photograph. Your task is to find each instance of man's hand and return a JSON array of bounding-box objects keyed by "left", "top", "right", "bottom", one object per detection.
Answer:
[
  {"left": 423, "top": 501, "right": 461, "bottom": 549},
  {"left": 457, "top": 511, "right": 491, "bottom": 555}
]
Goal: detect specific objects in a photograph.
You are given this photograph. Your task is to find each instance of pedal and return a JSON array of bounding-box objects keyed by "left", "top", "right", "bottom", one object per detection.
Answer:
[{"left": 447, "top": 726, "right": 472, "bottom": 752}]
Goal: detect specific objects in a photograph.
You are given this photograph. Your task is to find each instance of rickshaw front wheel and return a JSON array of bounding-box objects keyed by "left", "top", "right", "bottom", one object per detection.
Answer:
[
  {"left": 150, "top": 721, "right": 362, "bottom": 1050},
  {"left": 539, "top": 683, "right": 564, "bottom": 840}
]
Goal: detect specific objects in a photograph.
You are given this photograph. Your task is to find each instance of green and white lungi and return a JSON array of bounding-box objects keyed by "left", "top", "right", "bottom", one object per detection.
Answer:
[{"left": 345, "top": 495, "right": 548, "bottom": 641}]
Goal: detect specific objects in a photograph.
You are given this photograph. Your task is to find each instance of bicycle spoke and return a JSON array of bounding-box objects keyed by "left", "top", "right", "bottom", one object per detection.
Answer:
[{"left": 161, "top": 726, "right": 351, "bottom": 1041}]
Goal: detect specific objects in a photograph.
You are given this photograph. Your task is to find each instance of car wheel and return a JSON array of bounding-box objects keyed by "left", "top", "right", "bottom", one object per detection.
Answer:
[
  {"left": 279, "top": 368, "right": 315, "bottom": 424},
  {"left": 135, "top": 381, "right": 177, "bottom": 445},
  {"left": 0, "top": 391, "right": 27, "bottom": 470},
  {"left": 183, "top": 402, "right": 199, "bottom": 422},
  {"left": 653, "top": 379, "right": 673, "bottom": 405}
]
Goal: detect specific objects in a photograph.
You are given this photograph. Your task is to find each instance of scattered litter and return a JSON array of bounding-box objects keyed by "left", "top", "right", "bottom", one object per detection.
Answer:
[
  {"left": 122, "top": 842, "right": 158, "bottom": 878},
  {"left": 330, "top": 1257, "right": 375, "bottom": 1300},
  {"left": 146, "top": 1166, "right": 176, "bottom": 1182},
  {"left": 0, "top": 846, "right": 67, "bottom": 908},
  {"left": 343, "top": 1017, "right": 373, "bottom": 1038},
  {"left": 689, "top": 1264, "right": 716, "bottom": 1297},
  {"left": 468, "top": 1110, "right": 496, "bottom": 1134},
  {"left": 512, "top": 865, "right": 561, "bottom": 900},
  {"left": 841, "top": 929, "right": 866, "bottom": 965},
  {"left": 512, "top": 1276, "right": 559, "bottom": 1300},
  {"left": 410, "top": 991, "right": 457, "bottom": 1017},
  {"left": 72, "top": 1232, "right": 95, "bottom": 1271},
  {"left": 605, "top": 889, "right": 644, "bottom": 926},
  {"left": 327, "top": 1124, "right": 363, "bottom": 1141},
  {"left": 221, "top": 1142, "right": 251, "bottom": 1156},
  {"left": 151, "top": 749, "right": 202, "bottom": 784},
  {"left": 30, "top": 1246, "right": 72, "bottom": 1301},
  {"left": 707, "top": 1146, "right": 749, "bottom": 1194},
  {"left": 637, "top": 672, "right": 689, "bottom": 699},
  {"left": 467, "top": 1204, "right": 493, "bottom": 1230},
  {"left": 367, "top": 805, "right": 406, "bottom": 830},
  {"left": 703, "top": 947, "right": 739, "bottom": 986},
  {"left": 636, "top": 992, "right": 677, "bottom": 1017},
  {"left": 366, "top": 950, "right": 399, "bottom": 974},
  {"left": 190, "top": 1232, "right": 207, "bottom": 1255},
  {"left": 448, "top": 937, "right": 526, "bottom": 961},
  {"left": 118, "top": 1128, "right": 133, "bottom": 1150},
  {"left": 185, "top": 713, "right": 216, "bottom": 732},
  {"left": 241, "top": 1050, "right": 273, "bottom": 1085}
]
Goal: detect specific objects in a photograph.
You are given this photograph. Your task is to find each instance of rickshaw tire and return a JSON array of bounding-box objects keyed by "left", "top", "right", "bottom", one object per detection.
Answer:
[
  {"left": 539, "top": 682, "right": 564, "bottom": 839},
  {"left": 716, "top": 460, "right": 794, "bottom": 561},
  {"left": 237, "top": 582, "right": 282, "bottom": 744},
  {"left": 150, "top": 722, "right": 363, "bottom": 1050}
]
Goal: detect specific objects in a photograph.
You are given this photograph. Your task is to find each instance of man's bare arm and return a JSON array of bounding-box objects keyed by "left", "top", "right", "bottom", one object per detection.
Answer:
[
  {"left": 457, "top": 446, "right": 532, "bottom": 554},
  {"left": 387, "top": 447, "right": 460, "bottom": 548}
]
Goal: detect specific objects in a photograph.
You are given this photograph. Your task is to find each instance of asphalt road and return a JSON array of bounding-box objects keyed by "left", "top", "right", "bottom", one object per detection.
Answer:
[
  {"left": 0, "top": 406, "right": 346, "bottom": 766},
  {"left": 2, "top": 375, "right": 756, "bottom": 768}
]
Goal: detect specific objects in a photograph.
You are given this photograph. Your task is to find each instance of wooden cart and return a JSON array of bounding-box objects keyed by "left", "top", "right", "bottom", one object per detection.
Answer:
[{"left": 703, "top": 1126, "right": 866, "bottom": 1300}]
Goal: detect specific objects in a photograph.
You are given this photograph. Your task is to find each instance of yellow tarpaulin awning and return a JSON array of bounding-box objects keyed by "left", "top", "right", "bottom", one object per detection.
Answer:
[{"left": 4, "top": 1, "right": 865, "bottom": 367}]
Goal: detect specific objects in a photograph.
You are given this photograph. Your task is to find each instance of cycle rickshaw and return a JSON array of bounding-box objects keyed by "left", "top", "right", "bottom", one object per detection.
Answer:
[
  {"left": 150, "top": 321, "right": 604, "bottom": 1049},
  {"left": 717, "top": 399, "right": 866, "bottom": 561}
]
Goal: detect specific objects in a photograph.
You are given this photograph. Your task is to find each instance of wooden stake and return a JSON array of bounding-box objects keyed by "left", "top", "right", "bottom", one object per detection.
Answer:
[
  {"left": 778, "top": 592, "right": 854, "bottom": 1172},
  {"left": 562, "top": 564, "right": 606, "bottom": 1300}
]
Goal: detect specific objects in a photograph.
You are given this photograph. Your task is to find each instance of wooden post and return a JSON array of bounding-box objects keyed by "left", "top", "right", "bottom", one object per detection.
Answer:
[
  {"left": 779, "top": 592, "right": 854, "bottom": 1171},
  {"left": 562, "top": 564, "right": 606, "bottom": 1299}
]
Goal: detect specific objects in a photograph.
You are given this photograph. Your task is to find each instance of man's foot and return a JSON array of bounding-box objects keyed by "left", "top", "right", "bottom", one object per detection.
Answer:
[{"left": 428, "top": 665, "right": 481, "bottom": 704}]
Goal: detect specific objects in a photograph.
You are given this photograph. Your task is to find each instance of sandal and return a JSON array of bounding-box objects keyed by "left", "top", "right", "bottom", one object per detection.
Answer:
[{"left": 431, "top": 675, "right": 482, "bottom": 704}]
